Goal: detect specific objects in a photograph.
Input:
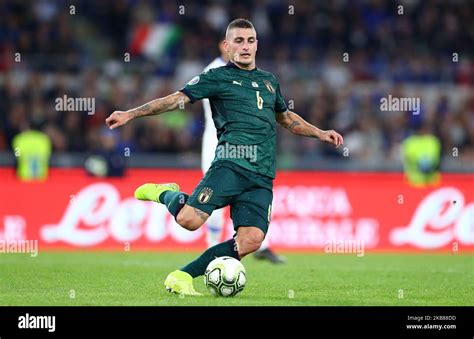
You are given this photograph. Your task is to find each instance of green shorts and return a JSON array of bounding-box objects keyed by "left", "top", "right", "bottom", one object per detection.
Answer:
[{"left": 187, "top": 160, "right": 273, "bottom": 235}]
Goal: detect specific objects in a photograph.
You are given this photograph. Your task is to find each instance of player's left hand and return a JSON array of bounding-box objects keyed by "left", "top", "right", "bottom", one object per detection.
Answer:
[{"left": 319, "top": 130, "right": 344, "bottom": 148}]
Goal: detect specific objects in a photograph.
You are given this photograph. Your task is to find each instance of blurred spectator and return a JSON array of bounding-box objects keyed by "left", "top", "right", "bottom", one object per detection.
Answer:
[
  {"left": 401, "top": 121, "right": 441, "bottom": 187},
  {"left": 84, "top": 128, "right": 125, "bottom": 177},
  {"left": 12, "top": 122, "right": 52, "bottom": 181}
]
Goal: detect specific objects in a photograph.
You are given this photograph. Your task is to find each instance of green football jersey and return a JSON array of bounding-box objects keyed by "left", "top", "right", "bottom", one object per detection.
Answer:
[{"left": 180, "top": 62, "right": 288, "bottom": 179}]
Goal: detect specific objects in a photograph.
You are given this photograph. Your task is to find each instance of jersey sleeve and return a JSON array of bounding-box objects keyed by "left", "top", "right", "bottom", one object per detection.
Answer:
[
  {"left": 274, "top": 83, "right": 288, "bottom": 113},
  {"left": 180, "top": 69, "right": 220, "bottom": 103}
]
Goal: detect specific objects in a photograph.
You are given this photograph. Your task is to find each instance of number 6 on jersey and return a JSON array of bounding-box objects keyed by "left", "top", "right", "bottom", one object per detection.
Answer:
[{"left": 256, "top": 91, "right": 263, "bottom": 109}]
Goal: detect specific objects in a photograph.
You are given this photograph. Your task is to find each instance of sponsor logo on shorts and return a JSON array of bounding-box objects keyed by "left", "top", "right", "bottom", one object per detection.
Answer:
[{"left": 198, "top": 187, "right": 213, "bottom": 204}]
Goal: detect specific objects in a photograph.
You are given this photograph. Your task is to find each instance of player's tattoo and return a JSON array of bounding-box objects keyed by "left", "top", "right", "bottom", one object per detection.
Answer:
[
  {"left": 137, "top": 104, "right": 152, "bottom": 112},
  {"left": 129, "top": 92, "right": 189, "bottom": 118},
  {"left": 131, "top": 103, "right": 152, "bottom": 117},
  {"left": 285, "top": 111, "right": 303, "bottom": 132},
  {"left": 193, "top": 207, "right": 208, "bottom": 221},
  {"left": 277, "top": 110, "right": 323, "bottom": 138},
  {"left": 288, "top": 120, "right": 301, "bottom": 131}
]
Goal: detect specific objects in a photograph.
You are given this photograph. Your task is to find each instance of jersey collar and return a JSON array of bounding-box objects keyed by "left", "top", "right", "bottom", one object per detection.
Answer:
[{"left": 226, "top": 61, "right": 257, "bottom": 72}]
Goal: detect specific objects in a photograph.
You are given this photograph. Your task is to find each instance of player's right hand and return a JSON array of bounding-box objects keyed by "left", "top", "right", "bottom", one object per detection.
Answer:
[{"left": 105, "top": 110, "right": 132, "bottom": 129}]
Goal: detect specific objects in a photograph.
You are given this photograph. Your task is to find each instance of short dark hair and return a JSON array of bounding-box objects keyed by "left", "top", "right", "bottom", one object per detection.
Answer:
[{"left": 226, "top": 18, "right": 255, "bottom": 37}]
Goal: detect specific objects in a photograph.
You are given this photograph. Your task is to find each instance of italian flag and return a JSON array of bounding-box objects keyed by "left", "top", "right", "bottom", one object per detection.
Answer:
[{"left": 129, "top": 23, "right": 181, "bottom": 59}]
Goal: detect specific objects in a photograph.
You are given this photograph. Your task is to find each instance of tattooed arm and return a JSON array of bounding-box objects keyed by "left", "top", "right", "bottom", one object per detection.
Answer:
[
  {"left": 276, "top": 110, "right": 344, "bottom": 148},
  {"left": 105, "top": 91, "right": 190, "bottom": 129},
  {"left": 192, "top": 207, "right": 209, "bottom": 222}
]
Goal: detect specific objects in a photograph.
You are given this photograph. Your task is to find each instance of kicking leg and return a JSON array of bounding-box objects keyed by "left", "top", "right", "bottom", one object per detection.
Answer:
[
  {"left": 134, "top": 183, "right": 208, "bottom": 231},
  {"left": 165, "top": 237, "right": 239, "bottom": 295},
  {"left": 163, "top": 163, "right": 239, "bottom": 295},
  {"left": 164, "top": 226, "right": 263, "bottom": 295}
]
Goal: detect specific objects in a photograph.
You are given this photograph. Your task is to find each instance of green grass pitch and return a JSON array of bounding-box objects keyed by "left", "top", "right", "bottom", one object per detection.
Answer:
[{"left": 1, "top": 252, "right": 472, "bottom": 306}]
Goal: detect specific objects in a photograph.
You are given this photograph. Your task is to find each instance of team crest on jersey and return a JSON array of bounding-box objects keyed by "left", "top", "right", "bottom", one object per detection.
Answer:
[
  {"left": 252, "top": 81, "right": 259, "bottom": 88},
  {"left": 263, "top": 80, "right": 275, "bottom": 93},
  {"left": 187, "top": 76, "right": 200, "bottom": 85},
  {"left": 198, "top": 187, "right": 213, "bottom": 204}
]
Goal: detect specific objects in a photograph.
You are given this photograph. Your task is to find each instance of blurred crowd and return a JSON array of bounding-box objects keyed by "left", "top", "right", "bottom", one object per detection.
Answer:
[{"left": 1, "top": 0, "right": 473, "bottom": 166}]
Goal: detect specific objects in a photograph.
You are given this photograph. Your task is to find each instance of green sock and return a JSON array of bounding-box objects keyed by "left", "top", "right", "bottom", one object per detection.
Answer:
[
  {"left": 181, "top": 238, "right": 240, "bottom": 278},
  {"left": 159, "top": 191, "right": 189, "bottom": 218}
]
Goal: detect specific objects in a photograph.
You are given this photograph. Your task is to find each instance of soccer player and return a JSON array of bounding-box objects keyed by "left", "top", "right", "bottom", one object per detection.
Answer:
[
  {"left": 202, "top": 37, "right": 286, "bottom": 264},
  {"left": 105, "top": 19, "right": 343, "bottom": 295}
]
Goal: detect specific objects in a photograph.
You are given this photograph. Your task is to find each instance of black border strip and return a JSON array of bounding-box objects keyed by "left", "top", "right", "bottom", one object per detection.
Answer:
[{"left": 0, "top": 306, "right": 472, "bottom": 338}]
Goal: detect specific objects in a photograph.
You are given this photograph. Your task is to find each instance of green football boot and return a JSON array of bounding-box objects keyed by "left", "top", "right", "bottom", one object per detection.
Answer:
[
  {"left": 164, "top": 270, "right": 202, "bottom": 296},
  {"left": 134, "top": 183, "right": 180, "bottom": 203}
]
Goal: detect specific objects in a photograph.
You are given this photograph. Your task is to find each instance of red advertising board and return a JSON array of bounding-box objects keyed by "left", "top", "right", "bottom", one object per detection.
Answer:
[{"left": 0, "top": 168, "right": 472, "bottom": 252}]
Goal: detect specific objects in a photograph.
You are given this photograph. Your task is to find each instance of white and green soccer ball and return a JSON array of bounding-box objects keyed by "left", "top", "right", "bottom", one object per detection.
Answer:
[{"left": 204, "top": 256, "right": 246, "bottom": 297}]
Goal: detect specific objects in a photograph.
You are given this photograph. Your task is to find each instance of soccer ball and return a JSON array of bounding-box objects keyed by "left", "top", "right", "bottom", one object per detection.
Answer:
[{"left": 204, "top": 256, "right": 246, "bottom": 297}]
